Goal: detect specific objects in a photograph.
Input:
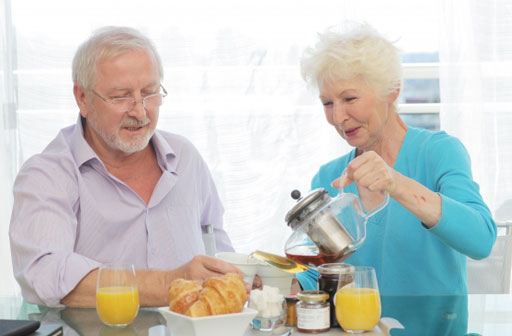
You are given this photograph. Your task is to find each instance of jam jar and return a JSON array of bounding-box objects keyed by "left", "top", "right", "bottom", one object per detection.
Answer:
[
  {"left": 317, "top": 263, "right": 354, "bottom": 328},
  {"left": 296, "top": 290, "right": 330, "bottom": 333}
]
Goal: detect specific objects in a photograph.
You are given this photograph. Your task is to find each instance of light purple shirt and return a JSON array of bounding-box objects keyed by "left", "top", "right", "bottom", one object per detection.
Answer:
[{"left": 9, "top": 117, "right": 233, "bottom": 307}]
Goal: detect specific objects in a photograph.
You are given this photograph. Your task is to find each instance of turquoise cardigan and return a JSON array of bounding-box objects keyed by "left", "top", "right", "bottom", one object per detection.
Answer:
[{"left": 297, "top": 127, "right": 496, "bottom": 295}]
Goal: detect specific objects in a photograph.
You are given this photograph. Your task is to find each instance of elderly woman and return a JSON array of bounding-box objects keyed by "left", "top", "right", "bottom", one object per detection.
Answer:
[{"left": 298, "top": 23, "right": 496, "bottom": 295}]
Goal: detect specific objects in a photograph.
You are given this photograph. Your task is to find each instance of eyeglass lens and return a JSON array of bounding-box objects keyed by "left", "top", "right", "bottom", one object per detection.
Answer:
[{"left": 117, "top": 95, "right": 163, "bottom": 113}]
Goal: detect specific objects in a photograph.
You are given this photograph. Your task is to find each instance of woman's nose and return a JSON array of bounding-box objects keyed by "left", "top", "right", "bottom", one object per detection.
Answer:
[{"left": 332, "top": 102, "right": 348, "bottom": 125}]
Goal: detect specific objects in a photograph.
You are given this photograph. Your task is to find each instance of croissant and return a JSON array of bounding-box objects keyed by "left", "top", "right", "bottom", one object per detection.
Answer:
[
  {"left": 168, "top": 278, "right": 202, "bottom": 314},
  {"left": 168, "top": 273, "right": 247, "bottom": 317}
]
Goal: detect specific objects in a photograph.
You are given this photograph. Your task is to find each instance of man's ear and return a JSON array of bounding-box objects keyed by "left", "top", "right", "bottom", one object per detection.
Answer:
[{"left": 74, "top": 83, "right": 89, "bottom": 118}]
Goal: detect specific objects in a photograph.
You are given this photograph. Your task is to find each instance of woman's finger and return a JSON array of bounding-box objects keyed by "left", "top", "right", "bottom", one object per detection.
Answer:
[{"left": 331, "top": 172, "right": 352, "bottom": 189}]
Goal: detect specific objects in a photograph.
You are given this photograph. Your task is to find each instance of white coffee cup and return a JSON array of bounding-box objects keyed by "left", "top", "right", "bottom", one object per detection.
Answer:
[
  {"left": 215, "top": 252, "right": 258, "bottom": 285},
  {"left": 256, "top": 264, "right": 294, "bottom": 296}
]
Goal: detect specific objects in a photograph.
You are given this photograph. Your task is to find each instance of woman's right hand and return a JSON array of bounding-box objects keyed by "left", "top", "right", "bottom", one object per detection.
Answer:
[{"left": 331, "top": 151, "right": 397, "bottom": 195}]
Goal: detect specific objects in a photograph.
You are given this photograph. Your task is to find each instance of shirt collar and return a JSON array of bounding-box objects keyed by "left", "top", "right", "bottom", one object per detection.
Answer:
[
  {"left": 70, "top": 115, "right": 100, "bottom": 168},
  {"left": 69, "top": 115, "right": 178, "bottom": 173},
  {"left": 151, "top": 129, "right": 178, "bottom": 173}
]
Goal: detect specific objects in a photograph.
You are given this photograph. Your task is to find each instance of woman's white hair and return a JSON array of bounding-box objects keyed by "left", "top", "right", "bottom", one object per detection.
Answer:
[
  {"left": 300, "top": 22, "right": 402, "bottom": 109},
  {"left": 72, "top": 26, "right": 163, "bottom": 90}
]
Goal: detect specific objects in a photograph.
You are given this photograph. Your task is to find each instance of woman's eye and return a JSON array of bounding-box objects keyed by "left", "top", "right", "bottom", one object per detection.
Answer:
[
  {"left": 322, "top": 102, "right": 333, "bottom": 107},
  {"left": 346, "top": 97, "right": 357, "bottom": 102}
]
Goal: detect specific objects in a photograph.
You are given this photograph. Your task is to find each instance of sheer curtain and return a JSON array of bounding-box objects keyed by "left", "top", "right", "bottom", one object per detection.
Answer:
[
  {"left": 0, "top": 0, "right": 349, "bottom": 296},
  {"left": 1, "top": 0, "right": 442, "bottom": 296},
  {"left": 439, "top": 0, "right": 512, "bottom": 217},
  {"left": 1, "top": 0, "right": 20, "bottom": 296}
]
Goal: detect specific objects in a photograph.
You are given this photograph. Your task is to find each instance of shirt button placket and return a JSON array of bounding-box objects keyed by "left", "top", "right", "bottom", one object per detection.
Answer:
[{"left": 146, "top": 208, "right": 156, "bottom": 267}]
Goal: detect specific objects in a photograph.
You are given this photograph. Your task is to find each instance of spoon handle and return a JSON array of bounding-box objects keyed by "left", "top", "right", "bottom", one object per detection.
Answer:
[{"left": 250, "top": 250, "right": 310, "bottom": 274}]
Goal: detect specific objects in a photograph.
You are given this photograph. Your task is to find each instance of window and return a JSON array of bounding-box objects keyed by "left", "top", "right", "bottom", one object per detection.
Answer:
[{"left": 400, "top": 61, "right": 440, "bottom": 131}]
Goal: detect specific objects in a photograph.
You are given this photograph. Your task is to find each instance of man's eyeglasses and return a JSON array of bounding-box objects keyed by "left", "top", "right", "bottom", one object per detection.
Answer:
[{"left": 91, "top": 85, "right": 168, "bottom": 113}]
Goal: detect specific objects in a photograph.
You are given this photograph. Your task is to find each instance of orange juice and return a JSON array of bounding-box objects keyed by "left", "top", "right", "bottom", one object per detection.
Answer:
[
  {"left": 96, "top": 286, "right": 139, "bottom": 326},
  {"left": 335, "top": 287, "right": 381, "bottom": 331}
]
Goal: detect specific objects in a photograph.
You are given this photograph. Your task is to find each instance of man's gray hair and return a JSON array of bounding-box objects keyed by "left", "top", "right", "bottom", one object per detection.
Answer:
[{"left": 72, "top": 26, "right": 163, "bottom": 90}]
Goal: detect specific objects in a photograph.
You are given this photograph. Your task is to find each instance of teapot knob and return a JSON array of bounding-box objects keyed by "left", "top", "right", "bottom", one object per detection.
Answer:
[{"left": 291, "top": 190, "right": 301, "bottom": 200}]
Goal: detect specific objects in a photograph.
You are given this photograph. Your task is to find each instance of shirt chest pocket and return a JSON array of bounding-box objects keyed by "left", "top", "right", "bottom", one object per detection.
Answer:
[{"left": 164, "top": 204, "right": 204, "bottom": 263}]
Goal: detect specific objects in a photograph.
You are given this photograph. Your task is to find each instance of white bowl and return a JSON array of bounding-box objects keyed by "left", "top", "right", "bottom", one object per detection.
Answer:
[
  {"left": 158, "top": 307, "right": 257, "bottom": 336},
  {"left": 215, "top": 252, "right": 258, "bottom": 285},
  {"left": 257, "top": 264, "right": 295, "bottom": 295}
]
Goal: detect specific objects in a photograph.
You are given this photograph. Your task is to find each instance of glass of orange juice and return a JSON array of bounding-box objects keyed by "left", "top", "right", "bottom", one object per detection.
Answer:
[
  {"left": 335, "top": 266, "right": 381, "bottom": 333},
  {"left": 96, "top": 263, "right": 139, "bottom": 327}
]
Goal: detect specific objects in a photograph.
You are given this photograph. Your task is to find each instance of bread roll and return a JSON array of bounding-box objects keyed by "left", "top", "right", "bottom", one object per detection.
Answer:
[
  {"left": 168, "top": 278, "right": 202, "bottom": 314},
  {"left": 168, "top": 273, "right": 247, "bottom": 317}
]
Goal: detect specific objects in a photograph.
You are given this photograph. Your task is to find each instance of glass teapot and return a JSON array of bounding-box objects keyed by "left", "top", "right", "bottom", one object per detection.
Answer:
[{"left": 284, "top": 184, "right": 389, "bottom": 266}]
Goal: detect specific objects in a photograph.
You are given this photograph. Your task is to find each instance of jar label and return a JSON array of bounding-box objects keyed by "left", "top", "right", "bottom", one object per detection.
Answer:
[{"left": 297, "top": 306, "right": 330, "bottom": 330}]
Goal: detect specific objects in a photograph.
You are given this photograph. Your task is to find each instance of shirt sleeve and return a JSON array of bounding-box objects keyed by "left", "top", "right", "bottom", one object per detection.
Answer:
[
  {"left": 9, "top": 157, "right": 100, "bottom": 307},
  {"left": 426, "top": 134, "right": 496, "bottom": 260}
]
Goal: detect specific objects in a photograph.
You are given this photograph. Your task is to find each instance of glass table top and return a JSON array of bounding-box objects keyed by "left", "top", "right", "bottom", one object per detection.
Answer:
[{"left": 1, "top": 294, "right": 511, "bottom": 336}]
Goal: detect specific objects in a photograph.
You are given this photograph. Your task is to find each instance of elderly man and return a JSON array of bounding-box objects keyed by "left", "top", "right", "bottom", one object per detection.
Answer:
[{"left": 9, "top": 26, "right": 239, "bottom": 308}]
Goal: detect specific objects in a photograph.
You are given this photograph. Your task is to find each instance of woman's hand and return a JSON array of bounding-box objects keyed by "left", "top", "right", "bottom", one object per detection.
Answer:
[
  {"left": 332, "top": 151, "right": 397, "bottom": 195},
  {"left": 332, "top": 151, "right": 442, "bottom": 227}
]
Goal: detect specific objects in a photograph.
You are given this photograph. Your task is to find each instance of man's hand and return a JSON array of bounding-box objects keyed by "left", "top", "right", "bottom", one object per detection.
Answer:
[
  {"left": 62, "top": 254, "right": 246, "bottom": 308},
  {"left": 252, "top": 274, "right": 262, "bottom": 290},
  {"left": 174, "top": 255, "right": 250, "bottom": 292},
  {"left": 175, "top": 254, "right": 244, "bottom": 280}
]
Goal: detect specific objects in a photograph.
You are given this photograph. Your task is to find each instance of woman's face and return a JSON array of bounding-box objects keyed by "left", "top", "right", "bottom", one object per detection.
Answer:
[{"left": 319, "top": 77, "right": 396, "bottom": 151}]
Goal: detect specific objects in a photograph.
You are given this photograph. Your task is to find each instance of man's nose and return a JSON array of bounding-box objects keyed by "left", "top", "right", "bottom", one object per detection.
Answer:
[{"left": 128, "top": 98, "right": 147, "bottom": 119}]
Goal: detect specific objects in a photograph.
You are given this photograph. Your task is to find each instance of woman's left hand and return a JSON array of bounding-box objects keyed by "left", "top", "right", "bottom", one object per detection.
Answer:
[{"left": 332, "top": 151, "right": 397, "bottom": 195}]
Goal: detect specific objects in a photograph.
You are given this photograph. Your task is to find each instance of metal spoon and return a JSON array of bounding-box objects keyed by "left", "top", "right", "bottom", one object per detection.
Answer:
[{"left": 249, "top": 250, "right": 310, "bottom": 273}]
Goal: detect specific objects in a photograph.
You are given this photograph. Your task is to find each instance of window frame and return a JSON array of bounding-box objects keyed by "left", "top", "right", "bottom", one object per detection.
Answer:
[{"left": 399, "top": 62, "right": 440, "bottom": 115}]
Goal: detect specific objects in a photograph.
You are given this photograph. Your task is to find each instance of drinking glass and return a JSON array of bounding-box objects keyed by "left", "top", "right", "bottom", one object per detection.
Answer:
[
  {"left": 335, "top": 266, "right": 381, "bottom": 333},
  {"left": 96, "top": 263, "right": 139, "bottom": 327}
]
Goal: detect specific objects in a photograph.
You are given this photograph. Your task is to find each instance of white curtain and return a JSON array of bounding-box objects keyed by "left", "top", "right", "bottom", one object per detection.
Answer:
[
  {"left": 0, "top": 0, "right": 350, "bottom": 296},
  {"left": 0, "top": 0, "right": 442, "bottom": 296},
  {"left": 1, "top": 0, "right": 20, "bottom": 296},
  {"left": 439, "top": 0, "right": 512, "bottom": 218}
]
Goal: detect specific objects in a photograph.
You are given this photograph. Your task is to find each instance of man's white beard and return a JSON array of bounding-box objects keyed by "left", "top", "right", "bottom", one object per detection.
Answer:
[{"left": 87, "top": 108, "right": 154, "bottom": 154}]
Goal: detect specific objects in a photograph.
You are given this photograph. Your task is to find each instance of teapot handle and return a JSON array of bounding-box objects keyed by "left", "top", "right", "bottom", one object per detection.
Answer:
[
  {"left": 366, "top": 191, "right": 390, "bottom": 218},
  {"left": 339, "top": 168, "right": 390, "bottom": 218}
]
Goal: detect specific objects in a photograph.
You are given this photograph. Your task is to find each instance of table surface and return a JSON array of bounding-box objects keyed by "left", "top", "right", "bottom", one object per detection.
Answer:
[{"left": 1, "top": 294, "right": 511, "bottom": 336}]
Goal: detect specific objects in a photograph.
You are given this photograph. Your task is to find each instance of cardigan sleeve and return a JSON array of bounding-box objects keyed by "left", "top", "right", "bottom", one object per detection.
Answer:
[{"left": 426, "top": 133, "right": 496, "bottom": 259}]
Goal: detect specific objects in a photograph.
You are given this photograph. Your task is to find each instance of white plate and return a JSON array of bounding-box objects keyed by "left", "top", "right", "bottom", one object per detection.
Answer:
[{"left": 158, "top": 306, "right": 257, "bottom": 336}]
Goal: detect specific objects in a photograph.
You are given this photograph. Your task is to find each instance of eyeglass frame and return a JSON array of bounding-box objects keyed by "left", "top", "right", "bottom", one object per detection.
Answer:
[{"left": 90, "top": 84, "right": 168, "bottom": 112}]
